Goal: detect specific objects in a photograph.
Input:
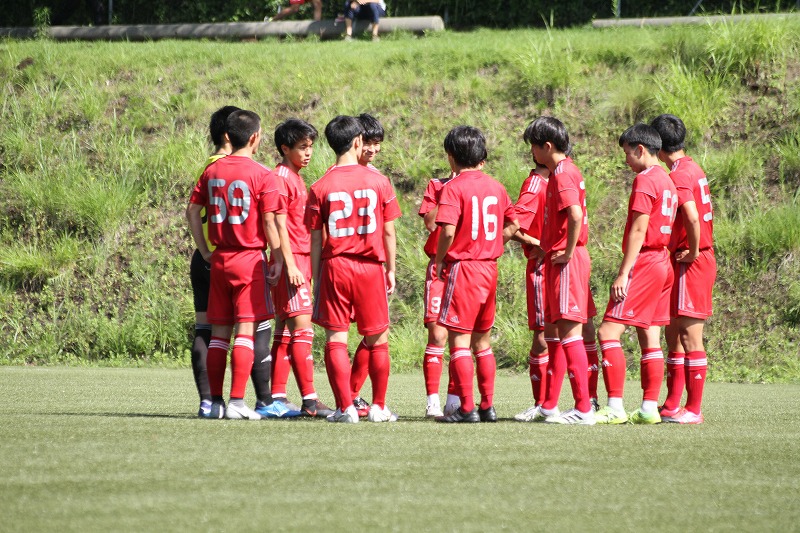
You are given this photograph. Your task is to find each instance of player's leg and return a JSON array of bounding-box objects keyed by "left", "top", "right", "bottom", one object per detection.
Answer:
[
  {"left": 516, "top": 257, "right": 549, "bottom": 420},
  {"left": 423, "top": 322, "right": 447, "bottom": 417},
  {"left": 288, "top": 313, "right": 333, "bottom": 417},
  {"left": 583, "top": 319, "right": 600, "bottom": 411},
  {"left": 363, "top": 328, "right": 397, "bottom": 422},
  {"left": 270, "top": 318, "right": 294, "bottom": 406},
  {"left": 595, "top": 319, "right": 628, "bottom": 423},
  {"left": 323, "top": 329, "right": 359, "bottom": 423},
  {"left": 436, "top": 329, "right": 479, "bottom": 423},
  {"left": 544, "top": 319, "right": 594, "bottom": 424},
  {"left": 349, "top": 338, "right": 370, "bottom": 412},
  {"left": 472, "top": 329, "right": 496, "bottom": 422},
  {"left": 628, "top": 325, "right": 664, "bottom": 424},
  {"left": 222, "top": 321, "right": 261, "bottom": 420},
  {"left": 662, "top": 321, "right": 686, "bottom": 419},
  {"left": 679, "top": 317, "right": 707, "bottom": 422},
  {"left": 270, "top": 2, "right": 301, "bottom": 21},
  {"left": 538, "top": 323, "right": 565, "bottom": 418},
  {"left": 190, "top": 249, "right": 213, "bottom": 417}
]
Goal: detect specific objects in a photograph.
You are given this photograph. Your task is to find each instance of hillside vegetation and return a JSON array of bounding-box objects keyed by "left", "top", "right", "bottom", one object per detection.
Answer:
[{"left": 1, "top": 18, "right": 799, "bottom": 381}]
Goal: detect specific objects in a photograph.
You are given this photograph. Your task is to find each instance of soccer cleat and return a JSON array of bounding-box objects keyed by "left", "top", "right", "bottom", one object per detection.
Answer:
[
  {"left": 513, "top": 405, "right": 550, "bottom": 422},
  {"left": 591, "top": 397, "right": 600, "bottom": 412},
  {"left": 224, "top": 403, "right": 262, "bottom": 420},
  {"left": 628, "top": 408, "right": 661, "bottom": 425},
  {"left": 425, "top": 404, "right": 444, "bottom": 418},
  {"left": 326, "top": 405, "right": 359, "bottom": 423},
  {"left": 367, "top": 404, "right": 399, "bottom": 422},
  {"left": 443, "top": 397, "right": 461, "bottom": 417},
  {"left": 255, "top": 401, "right": 301, "bottom": 419},
  {"left": 301, "top": 399, "right": 335, "bottom": 418},
  {"left": 671, "top": 408, "right": 704, "bottom": 425},
  {"left": 273, "top": 397, "right": 302, "bottom": 413},
  {"left": 478, "top": 406, "right": 497, "bottom": 422},
  {"left": 199, "top": 400, "right": 225, "bottom": 419},
  {"left": 352, "top": 396, "right": 370, "bottom": 418},
  {"left": 545, "top": 408, "right": 596, "bottom": 425},
  {"left": 659, "top": 405, "right": 682, "bottom": 422},
  {"left": 435, "top": 408, "right": 480, "bottom": 423},
  {"left": 594, "top": 406, "right": 629, "bottom": 425}
]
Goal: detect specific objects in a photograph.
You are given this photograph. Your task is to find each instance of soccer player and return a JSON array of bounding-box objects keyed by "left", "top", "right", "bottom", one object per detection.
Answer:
[
  {"left": 305, "top": 115, "right": 402, "bottom": 423},
  {"left": 434, "top": 125, "right": 519, "bottom": 423},
  {"left": 187, "top": 109, "right": 284, "bottom": 420},
  {"left": 417, "top": 170, "right": 458, "bottom": 417},
  {"left": 267, "top": 0, "right": 323, "bottom": 22},
  {"left": 524, "top": 116, "right": 595, "bottom": 425},
  {"left": 511, "top": 123, "right": 551, "bottom": 421},
  {"left": 651, "top": 114, "right": 716, "bottom": 425},
  {"left": 189, "top": 105, "right": 274, "bottom": 419},
  {"left": 594, "top": 123, "right": 678, "bottom": 425},
  {"left": 266, "top": 118, "right": 334, "bottom": 419}
]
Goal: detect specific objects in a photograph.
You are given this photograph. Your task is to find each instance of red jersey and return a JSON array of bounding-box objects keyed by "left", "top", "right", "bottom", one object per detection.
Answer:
[
  {"left": 435, "top": 169, "right": 516, "bottom": 262},
  {"left": 541, "top": 158, "right": 588, "bottom": 253},
  {"left": 623, "top": 165, "right": 678, "bottom": 251},
  {"left": 190, "top": 155, "right": 285, "bottom": 250},
  {"left": 272, "top": 163, "right": 310, "bottom": 255},
  {"left": 419, "top": 176, "right": 454, "bottom": 258},
  {"left": 669, "top": 156, "right": 714, "bottom": 251},
  {"left": 515, "top": 169, "right": 548, "bottom": 258},
  {"left": 305, "top": 164, "right": 402, "bottom": 262}
]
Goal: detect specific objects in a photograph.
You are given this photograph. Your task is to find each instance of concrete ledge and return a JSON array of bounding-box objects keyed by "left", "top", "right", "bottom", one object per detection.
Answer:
[
  {"left": 593, "top": 12, "right": 799, "bottom": 28},
  {"left": 0, "top": 16, "right": 445, "bottom": 41}
]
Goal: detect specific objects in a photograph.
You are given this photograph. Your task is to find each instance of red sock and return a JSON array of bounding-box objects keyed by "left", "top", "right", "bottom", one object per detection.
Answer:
[
  {"left": 562, "top": 336, "right": 591, "bottom": 413},
  {"left": 447, "top": 358, "right": 457, "bottom": 396},
  {"left": 270, "top": 329, "right": 291, "bottom": 397},
  {"left": 230, "top": 335, "right": 255, "bottom": 399},
  {"left": 368, "top": 342, "right": 390, "bottom": 409},
  {"left": 585, "top": 340, "right": 599, "bottom": 400},
  {"left": 350, "top": 339, "right": 370, "bottom": 399},
  {"left": 475, "top": 348, "right": 496, "bottom": 410},
  {"left": 207, "top": 336, "right": 230, "bottom": 397},
  {"left": 542, "top": 337, "right": 565, "bottom": 411},
  {"left": 324, "top": 342, "right": 351, "bottom": 411},
  {"left": 684, "top": 351, "right": 707, "bottom": 414},
  {"left": 640, "top": 348, "right": 664, "bottom": 403},
  {"left": 600, "top": 339, "right": 626, "bottom": 401},
  {"left": 290, "top": 328, "right": 316, "bottom": 398},
  {"left": 664, "top": 351, "right": 685, "bottom": 411},
  {"left": 450, "top": 348, "right": 474, "bottom": 412},
  {"left": 423, "top": 344, "right": 445, "bottom": 396},
  {"left": 528, "top": 349, "right": 549, "bottom": 405}
]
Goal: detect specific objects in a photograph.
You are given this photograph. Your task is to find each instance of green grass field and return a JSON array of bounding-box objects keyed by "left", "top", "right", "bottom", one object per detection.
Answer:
[{"left": 2, "top": 367, "right": 798, "bottom": 531}]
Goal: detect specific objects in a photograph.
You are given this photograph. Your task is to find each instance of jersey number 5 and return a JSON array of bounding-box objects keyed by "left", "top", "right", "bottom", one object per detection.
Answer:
[{"left": 328, "top": 189, "right": 378, "bottom": 238}]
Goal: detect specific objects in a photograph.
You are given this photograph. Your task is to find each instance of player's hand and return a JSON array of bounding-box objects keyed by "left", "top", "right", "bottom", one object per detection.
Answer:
[
  {"left": 435, "top": 261, "right": 445, "bottom": 281},
  {"left": 527, "top": 246, "right": 545, "bottom": 261},
  {"left": 267, "top": 261, "right": 283, "bottom": 286},
  {"left": 675, "top": 249, "right": 698, "bottom": 263},
  {"left": 550, "top": 250, "right": 570, "bottom": 264},
  {"left": 610, "top": 274, "right": 627, "bottom": 303},
  {"left": 286, "top": 263, "right": 305, "bottom": 287},
  {"left": 385, "top": 270, "right": 396, "bottom": 295},
  {"left": 201, "top": 250, "right": 213, "bottom": 262}
]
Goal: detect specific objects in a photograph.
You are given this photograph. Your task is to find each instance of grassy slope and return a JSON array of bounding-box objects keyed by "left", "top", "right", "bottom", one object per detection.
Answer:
[
  {"left": 1, "top": 367, "right": 799, "bottom": 531},
  {"left": 0, "top": 19, "right": 799, "bottom": 380}
]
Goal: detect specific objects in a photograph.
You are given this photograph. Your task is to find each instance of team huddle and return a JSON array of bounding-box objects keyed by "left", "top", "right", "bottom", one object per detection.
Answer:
[{"left": 186, "top": 108, "right": 715, "bottom": 425}]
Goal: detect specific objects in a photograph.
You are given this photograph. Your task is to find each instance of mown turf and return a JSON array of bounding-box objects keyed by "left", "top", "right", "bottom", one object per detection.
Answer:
[{"left": 1, "top": 367, "right": 798, "bottom": 532}]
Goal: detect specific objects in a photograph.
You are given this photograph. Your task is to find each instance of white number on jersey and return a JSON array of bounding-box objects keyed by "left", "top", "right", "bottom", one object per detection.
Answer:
[
  {"left": 699, "top": 177, "right": 713, "bottom": 222},
  {"left": 208, "top": 179, "right": 251, "bottom": 225},
  {"left": 470, "top": 195, "right": 499, "bottom": 241},
  {"left": 660, "top": 190, "right": 679, "bottom": 234},
  {"left": 328, "top": 189, "right": 378, "bottom": 238}
]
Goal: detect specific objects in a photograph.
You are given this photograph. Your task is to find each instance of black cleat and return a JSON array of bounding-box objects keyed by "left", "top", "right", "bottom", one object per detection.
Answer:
[
  {"left": 352, "top": 396, "right": 370, "bottom": 417},
  {"left": 435, "top": 408, "right": 480, "bottom": 423},
  {"left": 478, "top": 406, "right": 497, "bottom": 422},
  {"left": 301, "top": 399, "right": 335, "bottom": 418}
]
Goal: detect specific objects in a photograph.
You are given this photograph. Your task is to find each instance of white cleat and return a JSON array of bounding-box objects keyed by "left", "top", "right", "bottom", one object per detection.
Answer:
[
  {"left": 544, "top": 408, "right": 596, "bottom": 425},
  {"left": 327, "top": 406, "right": 359, "bottom": 423},
  {"left": 514, "top": 404, "right": 550, "bottom": 422},
  {"left": 426, "top": 404, "right": 444, "bottom": 418},
  {"left": 368, "top": 404, "right": 399, "bottom": 422},
  {"left": 224, "top": 403, "right": 262, "bottom": 420}
]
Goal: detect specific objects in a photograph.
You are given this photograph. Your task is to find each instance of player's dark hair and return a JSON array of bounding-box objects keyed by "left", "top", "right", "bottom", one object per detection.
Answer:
[
  {"left": 226, "top": 110, "right": 261, "bottom": 150},
  {"left": 619, "top": 123, "right": 662, "bottom": 156},
  {"left": 209, "top": 105, "right": 241, "bottom": 149},
  {"left": 324, "top": 115, "right": 365, "bottom": 156},
  {"left": 358, "top": 113, "right": 384, "bottom": 143},
  {"left": 444, "top": 125, "right": 488, "bottom": 168},
  {"left": 523, "top": 116, "right": 572, "bottom": 155},
  {"left": 650, "top": 114, "right": 686, "bottom": 153},
  {"left": 274, "top": 118, "right": 318, "bottom": 157}
]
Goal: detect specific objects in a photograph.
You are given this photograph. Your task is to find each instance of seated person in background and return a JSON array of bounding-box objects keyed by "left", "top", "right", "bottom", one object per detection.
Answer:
[{"left": 343, "top": 0, "right": 386, "bottom": 41}]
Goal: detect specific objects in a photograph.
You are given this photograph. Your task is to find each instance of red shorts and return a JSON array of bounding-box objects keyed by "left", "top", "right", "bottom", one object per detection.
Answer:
[
  {"left": 544, "top": 247, "right": 591, "bottom": 324},
  {"left": 526, "top": 257, "right": 546, "bottom": 331},
  {"left": 423, "top": 258, "right": 445, "bottom": 324},
  {"left": 207, "top": 248, "right": 274, "bottom": 325},
  {"left": 271, "top": 253, "right": 313, "bottom": 320},
  {"left": 671, "top": 247, "right": 716, "bottom": 319},
  {"left": 313, "top": 255, "right": 389, "bottom": 336},
  {"left": 438, "top": 260, "right": 498, "bottom": 333},
  {"left": 603, "top": 248, "right": 673, "bottom": 327}
]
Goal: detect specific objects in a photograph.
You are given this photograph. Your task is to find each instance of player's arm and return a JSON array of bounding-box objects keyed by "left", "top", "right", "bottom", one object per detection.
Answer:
[
  {"left": 423, "top": 207, "right": 439, "bottom": 233},
  {"left": 434, "top": 223, "right": 455, "bottom": 281},
  {"left": 676, "top": 200, "right": 700, "bottom": 263},
  {"left": 383, "top": 220, "right": 397, "bottom": 295},
  {"left": 611, "top": 211, "right": 648, "bottom": 302},
  {"left": 275, "top": 213, "right": 304, "bottom": 287},
  {"left": 551, "top": 205, "right": 583, "bottom": 264},
  {"left": 310, "top": 229, "right": 323, "bottom": 289},
  {"left": 502, "top": 218, "right": 521, "bottom": 244},
  {"left": 186, "top": 202, "right": 212, "bottom": 261},
  {"left": 263, "top": 211, "right": 283, "bottom": 285}
]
